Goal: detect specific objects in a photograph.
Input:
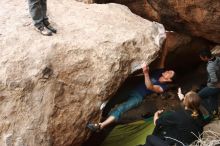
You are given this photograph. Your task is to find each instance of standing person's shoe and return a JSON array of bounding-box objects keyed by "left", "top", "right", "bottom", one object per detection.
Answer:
[
  {"left": 45, "top": 24, "right": 57, "bottom": 33},
  {"left": 36, "top": 26, "right": 52, "bottom": 36}
]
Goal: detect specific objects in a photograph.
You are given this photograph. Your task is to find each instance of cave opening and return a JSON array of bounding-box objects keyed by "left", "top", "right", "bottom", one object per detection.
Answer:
[
  {"left": 81, "top": 29, "right": 218, "bottom": 146},
  {"left": 82, "top": 55, "right": 214, "bottom": 146}
]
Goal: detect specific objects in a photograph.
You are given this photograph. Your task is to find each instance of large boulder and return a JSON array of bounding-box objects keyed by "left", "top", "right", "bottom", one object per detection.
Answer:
[
  {"left": 94, "top": 0, "right": 220, "bottom": 44},
  {"left": 0, "top": 0, "right": 165, "bottom": 146}
]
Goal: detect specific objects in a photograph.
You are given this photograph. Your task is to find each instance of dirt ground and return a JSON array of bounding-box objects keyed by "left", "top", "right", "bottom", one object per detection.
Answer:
[{"left": 119, "top": 92, "right": 181, "bottom": 123}]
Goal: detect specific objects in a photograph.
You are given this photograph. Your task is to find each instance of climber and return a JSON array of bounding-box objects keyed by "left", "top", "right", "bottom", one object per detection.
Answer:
[
  {"left": 28, "top": 0, "right": 57, "bottom": 36},
  {"left": 87, "top": 32, "right": 175, "bottom": 132},
  {"left": 198, "top": 49, "right": 220, "bottom": 117}
]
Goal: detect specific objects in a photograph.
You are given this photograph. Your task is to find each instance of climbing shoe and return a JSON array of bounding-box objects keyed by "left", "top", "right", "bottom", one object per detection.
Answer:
[
  {"left": 36, "top": 26, "right": 52, "bottom": 36},
  {"left": 45, "top": 24, "right": 57, "bottom": 33},
  {"left": 87, "top": 123, "right": 101, "bottom": 132}
]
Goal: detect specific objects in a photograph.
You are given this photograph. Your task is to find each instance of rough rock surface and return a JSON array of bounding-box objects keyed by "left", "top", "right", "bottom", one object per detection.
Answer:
[
  {"left": 93, "top": 0, "right": 220, "bottom": 43},
  {"left": 212, "top": 45, "right": 220, "bottom": 55},
  {"left": 149, "top": 31, "right": 211, "bottom": 74},
  {"left": 204, "top": 119, "right": 220, "bottom": 132},
  {"left": 164, "top": 32, "right": 211, "bottom": 73},
  {"left": 0, "top": 0, "right": 165, "bottom": 146}
]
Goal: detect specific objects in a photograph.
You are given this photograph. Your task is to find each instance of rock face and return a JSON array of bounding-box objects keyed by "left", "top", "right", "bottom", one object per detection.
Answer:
[
  {"left": 164, "top": 32, "right": 211, "bottom": 73},
  {"left": 0, "top": 0, "right": 165, "bottom": 146},
  {"left": 212, "top": 45, "right": 220, "bottom": 55},
  {"left": 149, "top": 31, "right": 212, "bottom": 74},
  {"left": 204, "top": 120, "right": 220, "bottom": 134},
  {"left": 94, "top": 0, "right": 220, "bottom": 44}
]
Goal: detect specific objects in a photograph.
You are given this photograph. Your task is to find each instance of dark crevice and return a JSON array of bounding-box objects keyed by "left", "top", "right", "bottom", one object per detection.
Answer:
[{"left": 82, "top": 68, "right": 181, "bottom": 146}]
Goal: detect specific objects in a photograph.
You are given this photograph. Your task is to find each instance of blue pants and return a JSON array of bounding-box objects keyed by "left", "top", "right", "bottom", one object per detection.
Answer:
[
  {"left": 198, "top": 87, "right": 220, "bottom": 114},
  {"left": 108, "top": 90, "right": 143, "bottom": 121}
]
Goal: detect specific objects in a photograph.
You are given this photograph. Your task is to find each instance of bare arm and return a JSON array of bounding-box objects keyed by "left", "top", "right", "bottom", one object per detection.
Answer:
[
  {"left": 177, "top": 87, "right": 184, "bottom": 101},
  {"left": 142, "top": 63, "right": 164, "bottom": 93},
  {"left": 153, "top": 110, "right": 164, "bottom": 125}
]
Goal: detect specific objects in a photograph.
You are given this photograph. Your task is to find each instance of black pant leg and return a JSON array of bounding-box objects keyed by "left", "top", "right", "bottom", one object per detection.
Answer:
[
  {"left": 144, "top": 135, "right": 169, "bottom": 146},
  {"left": 41, "top": 0, "right": 50, "bottom": 26},
  {"left": 28, "top": 0, "right": 44, "bottom": 28}
]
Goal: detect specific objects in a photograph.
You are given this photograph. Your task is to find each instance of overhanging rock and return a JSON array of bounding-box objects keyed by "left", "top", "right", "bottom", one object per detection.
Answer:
[{"left": 0, "top": 0, "right": 165, "bottom": 145}]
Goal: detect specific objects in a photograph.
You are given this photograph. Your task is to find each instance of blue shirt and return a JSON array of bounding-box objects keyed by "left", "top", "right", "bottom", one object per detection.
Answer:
[{"left": 135, "top": 68, "right": 167, "bottom": 97}]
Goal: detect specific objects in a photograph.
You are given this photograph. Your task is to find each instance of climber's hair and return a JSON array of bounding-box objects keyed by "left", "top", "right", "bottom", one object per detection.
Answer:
[
  {"left": 184, "top": 91, "right": 201, "bottom": 118},
  {"left": 199, "top": 49, "right": 212, "bottom": 59}
]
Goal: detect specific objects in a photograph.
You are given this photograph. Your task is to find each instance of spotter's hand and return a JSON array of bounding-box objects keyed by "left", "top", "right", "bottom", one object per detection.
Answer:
[{"left": 177, "top": 87, "right": 184, "bottom": 101}]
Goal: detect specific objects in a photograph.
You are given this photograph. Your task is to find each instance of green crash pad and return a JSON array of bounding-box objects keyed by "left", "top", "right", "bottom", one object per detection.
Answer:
[
  {"left": 101, "top": 118, "right": 155, "bottom": 146},
  {"left": 100, "top": 113, "right": 211, "bottom": 146}
]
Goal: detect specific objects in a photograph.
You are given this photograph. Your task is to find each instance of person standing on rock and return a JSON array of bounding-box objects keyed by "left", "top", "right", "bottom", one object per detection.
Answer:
[
  {"left": 87, "top": 33, "right": 175, "bottom": 132},
  {"left": 28, "top": 0, "right": 57, "bottom": 36},
  {"left": 198, "top": 49, "right": 220, "bottom": 117}
]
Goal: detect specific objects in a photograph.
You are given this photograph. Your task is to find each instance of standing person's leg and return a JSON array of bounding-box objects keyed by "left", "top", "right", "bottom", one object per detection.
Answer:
[
  {"left": 209, "top": 95, "right": 218, "bottom": 115},
  {"left": 28, "top": 0, "right": 44, "bottom": 28},
  {"left": 209, "top": 90, "right": 220, "bottom": 114},
  {"left": 28, "top": 0, "right": 52, "bottom": 35},
  {"left": 41, "top": 0, "right": 49, "bottom": 25},
  {"left": 198, "top": 87, "right": 220, "bottom": 114},
  {"left": 198, "top": 87, "right": 220, "bottom": 98},
  {"left": 41, "top": 0, "right": 57, "bottom": 33}
]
